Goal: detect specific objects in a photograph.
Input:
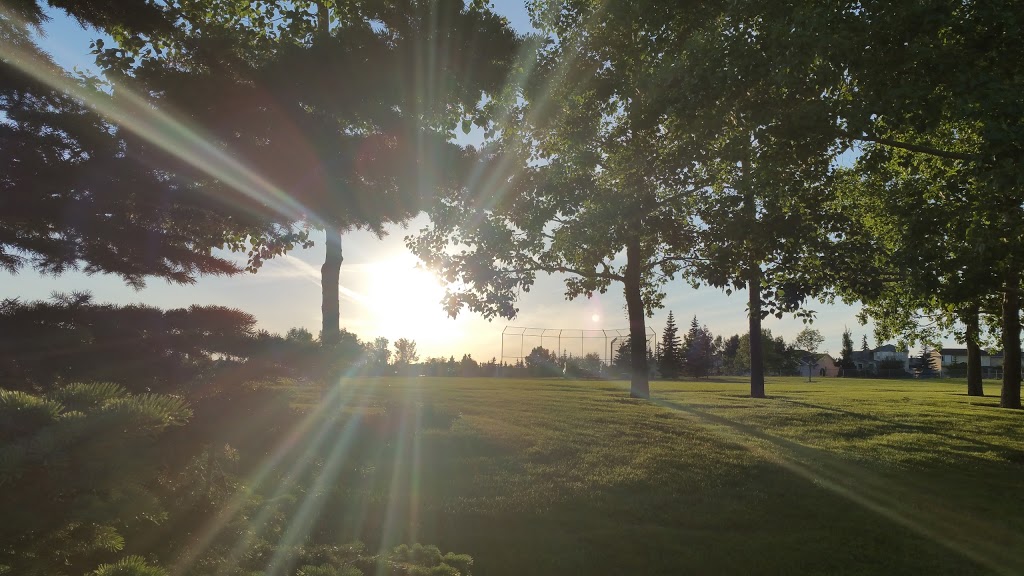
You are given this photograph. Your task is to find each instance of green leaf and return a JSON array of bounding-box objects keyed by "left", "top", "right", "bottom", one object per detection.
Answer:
[{"left": 92, "top": 555, "right": 167, "bottom": 576}]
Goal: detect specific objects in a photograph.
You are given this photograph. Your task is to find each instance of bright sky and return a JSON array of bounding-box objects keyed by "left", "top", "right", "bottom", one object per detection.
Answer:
[{"left": 2, "top": 0, "right": 891, "bottom": 362}]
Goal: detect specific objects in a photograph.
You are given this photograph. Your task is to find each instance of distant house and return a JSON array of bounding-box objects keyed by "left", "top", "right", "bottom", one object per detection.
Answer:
[
  {"left": 793, "top": 352, "right": 840, "bottom": 378},
  {"left": 933, "top": 348, "right": 1022, "bottom": 378},
  {"left": 847, "top": 345, "right": 910, "bottom": 375},
  {"left": 849, "top": 350, "right": 873, "bottom": 371},
  {"left": 937, "top": 348, "right": 1000, "bottom": 367},
  {"left": 813, "top": 353, "right": 840, "bottom": 377}
]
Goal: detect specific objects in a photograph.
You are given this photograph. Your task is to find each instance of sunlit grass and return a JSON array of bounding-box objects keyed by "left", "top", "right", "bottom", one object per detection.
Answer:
[{"left": 276, "top": 376, "right": 1024, "bottom": 576}]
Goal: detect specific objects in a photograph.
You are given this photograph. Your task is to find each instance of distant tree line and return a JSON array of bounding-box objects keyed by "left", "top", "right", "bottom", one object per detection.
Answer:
[{"left": 388, "top": 313, "right": 830, "bottom": 381}]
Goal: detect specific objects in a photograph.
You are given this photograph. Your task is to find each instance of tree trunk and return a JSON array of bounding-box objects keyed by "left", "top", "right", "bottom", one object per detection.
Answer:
[
  {"left": 965, "top": 305, "right": 984, "bottom": 397},
  {"left": 624, "top": 238, "right": 649, "bottom": 399},
  {"left": 748, "top": 268, "right": 765, "bottom": 398},
  {"left": 315, "top": 0, "right": 330, "bottom": 39},
  {"left": 1000, "top": 273, "right": 1021, "bottom": 409},
  {"left": 741, "top": 168, "right": 765, "bottom": 399},
  {"left": 314, "top": 3, "right": 340, "bottom": 349},
  {"left": 321, "top": 227, "right": 342, "bottom": 345}
]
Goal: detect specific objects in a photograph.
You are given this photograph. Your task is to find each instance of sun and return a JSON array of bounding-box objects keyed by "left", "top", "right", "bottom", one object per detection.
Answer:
[
  {"left": 591, "top": 314, "right": 600, "bottom": 323},
  {"left": 363, "top": 253, "right": 460, "bottom": 342}
]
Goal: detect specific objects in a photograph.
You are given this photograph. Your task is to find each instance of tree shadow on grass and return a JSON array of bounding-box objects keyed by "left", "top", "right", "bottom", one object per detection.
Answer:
[
  {"left": 776, "top": 398, "right": 1024, "bottom": 458},
  {"left": 656, "top": 398, "right": 1024, "bottom": 576}
]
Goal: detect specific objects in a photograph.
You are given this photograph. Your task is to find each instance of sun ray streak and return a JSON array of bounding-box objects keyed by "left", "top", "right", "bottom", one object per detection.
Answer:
[
  {"left": 652, "top": 395, "right": 1024, "bottom": 576},
  {"left": 0, "top": 14, "right": 323, "bottom": 233},
  {"left": 374, "top": 387, "right": 417, "bottom": 574},
  {"left": 264, "top": 395, "right": 369, "bottom": 574},
  {"left": 170, "top": 373, "right": 361, "bottom": 575},
  {"left": 217, "top": 379, "right": 360, "bottom": 569},
  {"left": 447, "top": 0, "right": 614, "bottom": 240},
  {"left": 272, "top": 255, "right": 372, "bottom": 307}
]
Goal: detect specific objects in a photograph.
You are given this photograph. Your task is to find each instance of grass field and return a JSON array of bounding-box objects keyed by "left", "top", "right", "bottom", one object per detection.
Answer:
[{"left": 281, "top": 377, "right": 1024, "bottom": 575}]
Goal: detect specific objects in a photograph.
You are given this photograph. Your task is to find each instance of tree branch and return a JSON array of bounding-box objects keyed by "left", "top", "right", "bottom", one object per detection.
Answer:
[
  {"left": 841, "top": 130, "right": 977, "bottom": 162},
  {"left": 503, "top": 259, "right": 624, "bottom": 282}
]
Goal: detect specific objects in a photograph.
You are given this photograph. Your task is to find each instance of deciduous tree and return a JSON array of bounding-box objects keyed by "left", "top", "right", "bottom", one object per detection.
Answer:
[
  {"left": 394, "top": 338, "right": 419, "bottom": 367},
  {"left": 410, "top": 1, "right": 701, "bottom": 398},
  {"left": 794, "top": 327, "right": 825, "bottom": 381}
]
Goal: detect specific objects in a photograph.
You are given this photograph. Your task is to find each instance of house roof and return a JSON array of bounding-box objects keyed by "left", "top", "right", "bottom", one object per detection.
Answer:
[
  {"left": 873, "top": 344, "right": 898, "bottom": 353},
  {"left": 938, "top": 348, "right": 1002, "bottom": 357}
]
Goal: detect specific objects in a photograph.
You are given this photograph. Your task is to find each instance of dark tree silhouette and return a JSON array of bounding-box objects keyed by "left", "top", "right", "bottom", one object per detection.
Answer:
[
  {"left": 918, "top": 348, "right": 937, "bottom": 377},
  {"left": 0, "top": 6, "right": 306, "bottom": 287},
  {"left": 682, "top": 316, "right": 714, "bottom": 379},
  {"left": 658, "top": 312, "right": 682, "bottom": 380},
  {"left": 840, "top": 328, "right": 856, "bottom": 371},
  {"left": 89, "top": 0, "right": 519, "bottom": 345}
]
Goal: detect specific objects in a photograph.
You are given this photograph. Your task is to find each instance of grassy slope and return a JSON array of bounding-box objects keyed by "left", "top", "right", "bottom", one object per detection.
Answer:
[{"left": 291, "top": 377, "right": 1024, "bottom": 575}]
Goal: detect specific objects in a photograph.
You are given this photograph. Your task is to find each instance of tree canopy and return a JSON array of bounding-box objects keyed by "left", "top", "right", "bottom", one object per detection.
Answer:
[{"left": 0, "top": 3, "right": 303, "bottom": 288}]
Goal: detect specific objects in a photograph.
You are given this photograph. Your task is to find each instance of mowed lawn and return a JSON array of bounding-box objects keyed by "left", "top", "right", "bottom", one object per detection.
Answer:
[{"left": 288, "top": 377, "right": 1024, "bottom": 575}]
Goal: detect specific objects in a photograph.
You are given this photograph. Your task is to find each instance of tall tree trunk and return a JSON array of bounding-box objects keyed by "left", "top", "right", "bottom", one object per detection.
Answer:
[
  {"left": 1000, "top": 272, "right": 1021, "bottom": 409},
  {"left": 741, "top": 168, "right": 765, "bottom": 399},
  {"left": 624, "top": 237, "right": 649, "bottom": 399},
  {"left": 315, "top": 0, "right": 330, "bottom": 39},
  {"left": 321, "top": 227, "right": 342, "bottom": 345},
  {"left": 316, "top": 3, "right": 337, "bottom": 347},
  {"left": 965, "top": 305, "right": 984, "bottom": 397},
  {"left": 748, "top": 267, "right": 765, "bottom": 398}
]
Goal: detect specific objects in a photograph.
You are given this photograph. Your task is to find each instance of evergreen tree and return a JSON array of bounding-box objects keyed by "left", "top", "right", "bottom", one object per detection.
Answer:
[
  {"left": 682, "top": 316, "right": 714, "bottom": 379},
  {"left": 0, "top": 293, "right": 359, "bottom": 394},
  {"left": 658, "top": 312, "right": 682, "bottom": 379},
  {"left": 459, "top": 354, "right": 479, "bottom": 377},
  {"left": 0, "top": 383, "right": 190, "bottom": 575},
  {"left": 840, "top": 327, "right": 856, "bottom": 369},
  {"left": 79, "top": 0, "right": 519, "bottom": 346},
  {"left": 918, "top": 348, "right": 938, "bottom": 377},
  {"left": 861, "top": 334, "right": 871, "bottom": 353},
  {"left": 613, "top": 338, "right": 632, "bottom": 370},
  {"left": 0, "top": 5, "right": 307, "bottom": 288}
]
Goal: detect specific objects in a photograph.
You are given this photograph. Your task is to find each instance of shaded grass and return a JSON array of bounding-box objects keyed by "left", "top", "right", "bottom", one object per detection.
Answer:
[{"left": 285, "top": 377, "right": 1024, "bottom": 575}]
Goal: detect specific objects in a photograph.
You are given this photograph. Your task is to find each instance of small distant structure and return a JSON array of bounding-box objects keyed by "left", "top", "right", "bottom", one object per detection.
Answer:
[
  {"left": 794, "top": 352, "right": 840, "bottom": 378},
  {"left": 499, "top": 325, "right": 656, "bottom": 373},
  {"left": 931, "top": 348, "right": 1024, "bottom": 379},
  {"left": 849, "top": 344, "right": 910, "bottom": 377},
  {"left": 812, "top": 353, "right": 840, "bottom": 377}
]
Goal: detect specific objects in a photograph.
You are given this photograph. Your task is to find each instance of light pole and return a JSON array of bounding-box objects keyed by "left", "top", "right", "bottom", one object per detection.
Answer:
[{"left": 609, "top": 337, "right": 619, "bottom": 371}]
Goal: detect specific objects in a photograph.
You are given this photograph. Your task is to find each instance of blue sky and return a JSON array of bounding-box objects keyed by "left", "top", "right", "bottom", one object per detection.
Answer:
[{"left": 2, "top": 0, "right": 887, "bottom": 362}]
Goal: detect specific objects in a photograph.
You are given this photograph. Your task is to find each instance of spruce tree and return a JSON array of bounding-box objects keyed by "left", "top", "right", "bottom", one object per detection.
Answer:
[
  {"left": 682, "top": 316, "right": 714, "bottom": 379},
  {"left": 840, "top": 327, "right": 856, "bottom": 369},
  {"left": 614, "top": 338, "right": 632, "bottom": 370},
  {"left": 659, "top": 312, "right": 682, "bottom": 379},
  {"left": 0, "top": 383, "right": 190, "bottom": 575},
  {"left": 918, "top": 348, "right": 937, "bottom": 377}
]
